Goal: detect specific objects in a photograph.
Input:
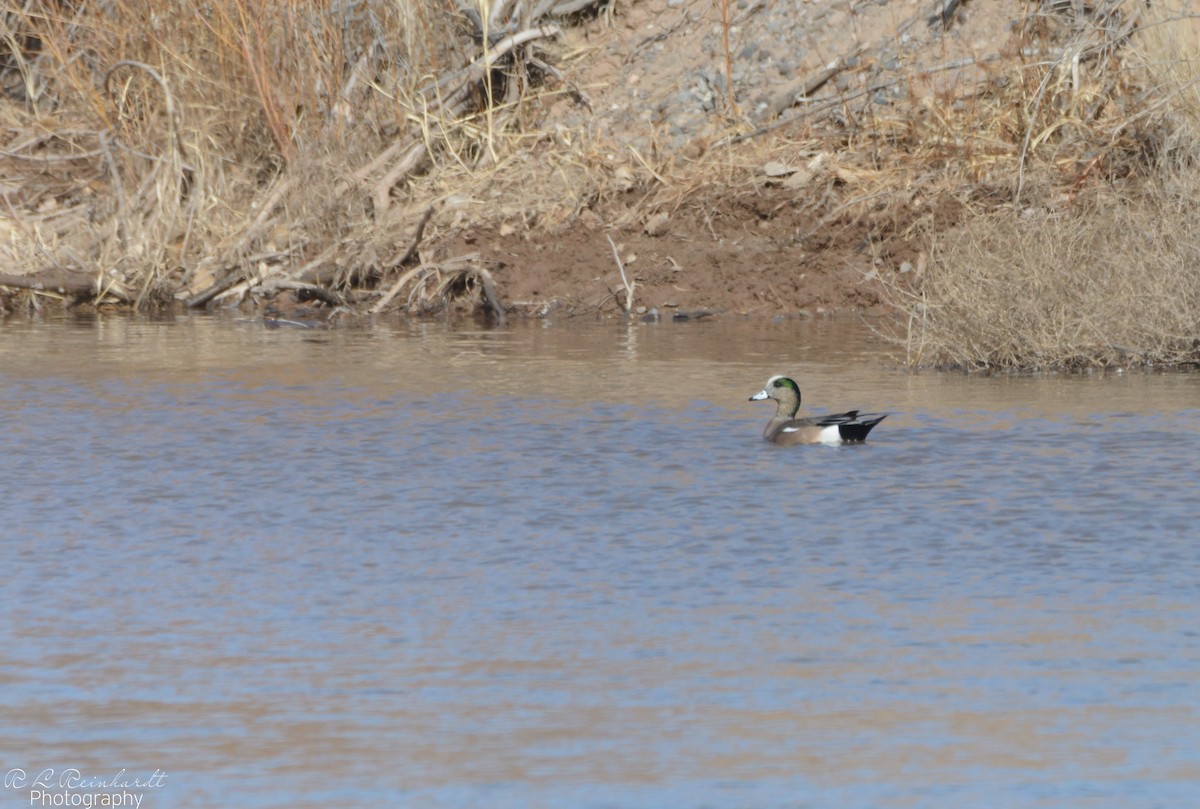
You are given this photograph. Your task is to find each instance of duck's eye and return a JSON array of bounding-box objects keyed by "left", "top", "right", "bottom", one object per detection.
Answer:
[{"left": 773, "top": 379, "right": 784, "bottom": 388}]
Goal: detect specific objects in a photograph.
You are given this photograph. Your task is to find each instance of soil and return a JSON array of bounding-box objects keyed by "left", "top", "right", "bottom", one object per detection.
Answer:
[
  {"left": 448, "top": 190, "right": 902, "bottom": 318},
  {"left": 430, "top": 0, "right": 1021, "bottom": 319},
  {"left": 0, "top": 0, "right": 1091, "bottom": 321}
]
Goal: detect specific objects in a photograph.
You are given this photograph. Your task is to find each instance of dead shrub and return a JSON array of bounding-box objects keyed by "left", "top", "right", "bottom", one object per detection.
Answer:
[
  {"left": 5, "top": 0, "right": 1200, "bottom": 331},
  {"left": 884, "top": 183, "right": 1200, "bottom": 370},
  {"left": 0, "top": 0, "right": 593, "bottom": 313}
]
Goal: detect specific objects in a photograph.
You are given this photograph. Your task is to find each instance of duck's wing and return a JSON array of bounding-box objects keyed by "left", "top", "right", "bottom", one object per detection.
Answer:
[
  {"left": 813, "top": 410, "right": 862, "bottom": 426},
  {"left": 778, "top": 410, "right": 888, "bottom": 444}
]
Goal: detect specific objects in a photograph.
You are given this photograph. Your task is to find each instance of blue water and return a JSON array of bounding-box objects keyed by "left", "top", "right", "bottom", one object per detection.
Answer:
[{"left": 0, "top": 315, "right": 1197, "bottom": 808}]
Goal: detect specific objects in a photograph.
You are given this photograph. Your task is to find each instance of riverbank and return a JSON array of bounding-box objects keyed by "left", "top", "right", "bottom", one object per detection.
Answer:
[{"left": 2, "top": 0, "right": 1198, "bottom": 368}]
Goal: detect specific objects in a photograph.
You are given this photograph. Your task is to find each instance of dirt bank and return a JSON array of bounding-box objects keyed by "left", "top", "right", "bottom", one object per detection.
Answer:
[
  {"left": 427, "top": 0, "right": 1010, "bottom": 318},
  {"left": 440, "top": 187, "right": 908, "bottom": 319},
  {"left": 0, "top": 0, "right": 1183, "bottom": 342}
]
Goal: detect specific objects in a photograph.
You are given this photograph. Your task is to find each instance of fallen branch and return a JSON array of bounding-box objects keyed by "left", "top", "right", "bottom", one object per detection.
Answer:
[
  {"left": 296, "top": 244, "right": 342, "bottom": 285},
  {"left": 257, "top": 278, "right": 348, "bottom": 307},
  {"left": 0, "top": 271, "right": 131, "bottom": 301},
  {"left": 373, "top": 142, "right": 428, "bottom": 214},
  {"left": 387, "top": 204, "right": 437, "bottom": 269},
  {"left": 370, "top": 264, "right": 431, "bottom": 314},
  {"left": 764, "top": 53, "right": 859, "bottom": 120},
  {"left": 238, "top": 176, "right": 295, "bottom": 249},
  {"left": 184, "top": 265, "right": 243, "bottom": 308},
  {"left": 369, "top": 24, "right": 562, "bottom": 212},
  {"left": 475, "top": 265, "right": 506, "bottom": 326},
  {"left": 368, "top": 253, "right": 503, "bottom": 322},
  {"left": 435, "top": 25, "right": 562, "bottom": 116}
]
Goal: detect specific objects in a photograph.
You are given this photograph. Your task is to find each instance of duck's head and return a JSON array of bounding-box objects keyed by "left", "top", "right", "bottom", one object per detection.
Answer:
[{"left": 749, "top": 375, "right": 802, "bottom": 415}]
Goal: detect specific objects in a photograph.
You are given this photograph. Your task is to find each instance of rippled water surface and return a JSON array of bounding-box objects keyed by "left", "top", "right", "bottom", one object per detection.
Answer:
[{"left": 1, "top": 314, "right": 1198, "bottom": 809}]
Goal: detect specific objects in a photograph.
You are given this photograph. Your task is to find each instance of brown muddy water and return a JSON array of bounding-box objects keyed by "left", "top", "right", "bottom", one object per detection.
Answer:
[{"left": 1, "top": 314, "right": 1198, "bottom": 809}]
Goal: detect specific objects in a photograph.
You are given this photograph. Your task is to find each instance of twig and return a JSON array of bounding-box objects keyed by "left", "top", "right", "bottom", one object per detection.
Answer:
[
  {"left": 764, "top": 53, "right": 859, "bottom": 119},
  {"left": 474, "top": 266, "right": 507, "bottom": 326},
  {"left": 605, "top": 233, "right": 635, "bottom": 315},
  {"left": 720, "top": 0, "right": 738, "bottom": 118},
  {"left": 628, "top": 145, "right": 667, "bottom": 186},
  {"left": 1015, "top": 50, "right": 1066, "bottom": 205},
  {"left": 240, "top": 176, "right": 295, "bottom": 248},
  {"left": 723, "top": 52, "right": 1006, "bottom": 147},
  {"left": 374, "top": 142, "right": 428, "bottom": 214},
  {"left": 927, "top": 0, "right": 966, "bottom": 28},
  {"left": 97, "top": 131, "right": 129, "bottom": 254},
  {"left": 0, "top": 146, "right": 104, "bottom": 162},
  {"left": 437, "top": 24, "right": 562, "bottom": 114},
  {"left": 370, "top": 264, "right": 432, "bottom": 314},
  {"left": 103, "top": 60, "right": 184, "bottom": 158},
  {"left": 185, "top": 265, "right": 244, "bottom": 308},
  {"left": 387, "top": 204, "right": 437, "bottom": 268}
]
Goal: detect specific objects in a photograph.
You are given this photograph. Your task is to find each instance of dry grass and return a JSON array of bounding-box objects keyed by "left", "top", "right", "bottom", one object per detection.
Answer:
[
  {"left": 0, "top": 0, "right": 599, "bottom": 313},
  {"left": 869, "top": 0, "right": 1200, "bottom": 370},
  {"left": 4, "top": 0, "right": 1200, "bottom": 360},
  {"left": 885, "top": 191, "right": 1200, "bottom": 370}
]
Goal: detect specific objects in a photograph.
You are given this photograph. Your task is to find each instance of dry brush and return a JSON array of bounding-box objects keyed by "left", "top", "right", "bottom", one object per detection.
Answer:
[{"left": 0, "top": 0, "right": 594, "bottom": 315}]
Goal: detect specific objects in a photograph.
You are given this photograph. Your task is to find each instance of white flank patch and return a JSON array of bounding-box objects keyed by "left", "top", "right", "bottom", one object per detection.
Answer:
[{"left": 818, "top": 424, "right": 844, "bottom": 445}]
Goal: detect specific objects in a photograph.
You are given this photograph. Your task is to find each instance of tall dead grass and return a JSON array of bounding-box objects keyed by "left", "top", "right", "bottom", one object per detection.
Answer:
[
  {"left": 0, "top": 0, "right": 595, "bottom": 311},
  {"left": 876, "top": 0, "right": 1200, "bottom": 370},
  {"left": 6, "top": 0, "right": 1200, "bottom": 349},
  {"left": 890, "top": 191, "right": 1200, "bottom": 370}
]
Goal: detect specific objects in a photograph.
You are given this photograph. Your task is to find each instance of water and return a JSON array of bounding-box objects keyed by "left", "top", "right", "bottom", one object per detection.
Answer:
[{"left": 1, "top": 314, "right": 1197, "bottom": 809}]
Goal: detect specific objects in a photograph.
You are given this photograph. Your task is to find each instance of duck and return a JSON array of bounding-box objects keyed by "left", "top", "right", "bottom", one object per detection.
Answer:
[{"left": 749, "top": 375, "right": 887, "bottom": 445}]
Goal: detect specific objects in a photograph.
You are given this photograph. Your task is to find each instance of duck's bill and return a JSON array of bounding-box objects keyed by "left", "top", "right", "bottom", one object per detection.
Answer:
[{"left": 749, "top": 390, "right": 768, "bottom": 401}]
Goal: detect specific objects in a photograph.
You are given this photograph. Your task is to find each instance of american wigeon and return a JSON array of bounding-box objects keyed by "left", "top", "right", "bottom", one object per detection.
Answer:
[{"left": 749, "top": 375, "right": 887, "bottom": 445}]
